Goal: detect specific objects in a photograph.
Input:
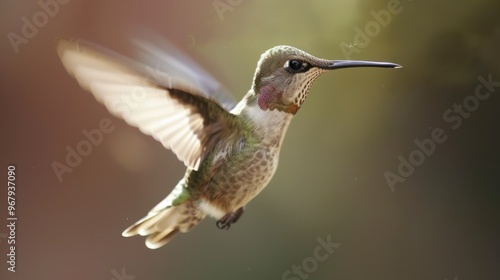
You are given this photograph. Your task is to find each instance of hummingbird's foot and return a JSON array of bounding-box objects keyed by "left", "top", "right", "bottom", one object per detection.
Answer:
[{"left": 216, "top": 207, "right": 244, "bottom": 230}]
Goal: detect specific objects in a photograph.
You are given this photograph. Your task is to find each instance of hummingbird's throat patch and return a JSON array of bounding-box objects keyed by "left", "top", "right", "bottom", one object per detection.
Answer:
[{"left": 258, "top": 85, "right": 299, "bottom": 115}]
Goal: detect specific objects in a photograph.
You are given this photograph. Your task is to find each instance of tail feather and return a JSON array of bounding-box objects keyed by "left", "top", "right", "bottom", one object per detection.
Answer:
[
  {"left": 122, "top": 211, "right": 168, "bottom": 237},
  {"left": 122, "top": 182, "right": 206, "bottom": 249},
  {"left": 146, "top": 229, "right": 180, "bottom": 249}
]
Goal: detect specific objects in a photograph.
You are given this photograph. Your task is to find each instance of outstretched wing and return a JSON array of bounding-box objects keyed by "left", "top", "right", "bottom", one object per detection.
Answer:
[{"left": 57, "top": 39, "right": 237, "bottom": 170}]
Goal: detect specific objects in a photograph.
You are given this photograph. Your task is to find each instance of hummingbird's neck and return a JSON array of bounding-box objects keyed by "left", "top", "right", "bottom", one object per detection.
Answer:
[{"left": 231, "top": 91, "right": 293, "bottom": 147}]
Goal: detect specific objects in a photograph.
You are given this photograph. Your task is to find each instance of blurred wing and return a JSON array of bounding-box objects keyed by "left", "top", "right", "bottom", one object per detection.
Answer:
[
  {"left": 131, "top": 30, "right": 237, "bottom": 111},
  {"left": 56, "top": 39, "right": 236, "bottom": 170}
]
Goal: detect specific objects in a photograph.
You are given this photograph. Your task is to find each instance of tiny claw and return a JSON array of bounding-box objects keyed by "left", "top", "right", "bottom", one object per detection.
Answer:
[
  {"left": 216, "top": 220, "right": 230, "bottom": 230},
  {"left": 215, "top": 207, "right": 244, "bottom": 230}
]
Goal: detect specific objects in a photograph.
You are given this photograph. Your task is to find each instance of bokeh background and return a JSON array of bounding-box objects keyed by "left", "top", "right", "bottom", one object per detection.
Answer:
[{"left": 1, "top": 0, "right": 499, "bottom": 279}]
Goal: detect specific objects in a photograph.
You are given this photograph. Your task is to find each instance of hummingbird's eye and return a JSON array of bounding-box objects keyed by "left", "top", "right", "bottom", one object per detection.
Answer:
[{"left": 286, "top": 59, "right": 310, "bottom": 73}]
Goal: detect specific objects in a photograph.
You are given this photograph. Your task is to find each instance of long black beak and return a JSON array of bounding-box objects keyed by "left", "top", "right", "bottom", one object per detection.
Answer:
[{"left": 325, "top": 60, "right": 402, "bottom": 70}]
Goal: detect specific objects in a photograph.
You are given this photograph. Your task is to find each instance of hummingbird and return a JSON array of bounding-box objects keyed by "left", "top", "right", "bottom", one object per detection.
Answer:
[{"left": 57, "top": 36, "right": 400, "bottom": 249}]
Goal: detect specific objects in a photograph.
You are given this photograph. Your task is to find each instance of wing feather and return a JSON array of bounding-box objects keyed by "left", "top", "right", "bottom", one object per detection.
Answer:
[{"left": 57, "top": 39, "right": 238, "bottom": 170}]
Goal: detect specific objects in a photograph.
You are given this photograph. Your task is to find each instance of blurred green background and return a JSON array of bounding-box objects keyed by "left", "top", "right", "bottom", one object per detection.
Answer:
[{"left": 1, "top": 0, "right": 499, "bottom": 279}]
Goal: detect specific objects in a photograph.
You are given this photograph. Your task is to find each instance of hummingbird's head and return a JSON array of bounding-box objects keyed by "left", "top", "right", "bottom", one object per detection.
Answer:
[{"left": 251, "top": 45, "right": 401, "bottom": 115}]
